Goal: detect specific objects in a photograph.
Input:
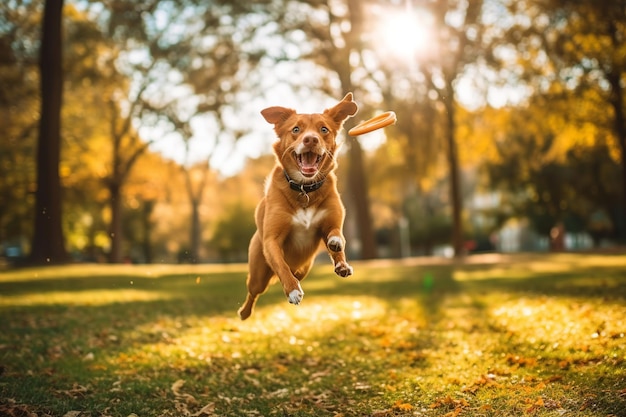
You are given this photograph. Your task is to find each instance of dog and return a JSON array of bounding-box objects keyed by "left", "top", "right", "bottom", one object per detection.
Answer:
[{"left": 238, "top": 93, "right": 358, "bottom": 320}]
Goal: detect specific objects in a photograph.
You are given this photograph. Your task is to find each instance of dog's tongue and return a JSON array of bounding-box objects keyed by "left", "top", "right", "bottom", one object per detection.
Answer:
[{"left": 301, "top": 153, "right": 318, "bottom": 175}]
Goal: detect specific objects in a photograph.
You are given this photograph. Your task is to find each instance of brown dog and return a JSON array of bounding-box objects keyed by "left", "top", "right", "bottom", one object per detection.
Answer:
[{"left": 238, "top": 93, "right": 358, "bottom": 320}]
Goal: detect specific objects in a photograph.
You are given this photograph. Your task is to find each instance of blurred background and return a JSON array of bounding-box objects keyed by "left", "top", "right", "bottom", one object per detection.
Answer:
[{"left": 1, "top": 0, "right": 624, "bottom": 266}]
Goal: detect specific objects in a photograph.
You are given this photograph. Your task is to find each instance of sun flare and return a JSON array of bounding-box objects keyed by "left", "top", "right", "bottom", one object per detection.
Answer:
[{"left": 377, "top": 8, "right": 433, "bottom": 59}]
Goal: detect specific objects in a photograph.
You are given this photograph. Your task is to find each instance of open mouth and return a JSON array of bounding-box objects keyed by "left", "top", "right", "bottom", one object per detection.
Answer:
[{"left": 296, "top": 152, "right": 323, "bottom": 177}]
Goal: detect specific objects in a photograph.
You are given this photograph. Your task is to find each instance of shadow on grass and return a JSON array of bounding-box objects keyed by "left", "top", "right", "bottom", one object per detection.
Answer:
[
  {"left": 1, "top": 254, "right": 625, "bottom": 416},
  {"left": 1, "top": 256, "right": 624, "bottom": 346},
  {"left": 458, "top": 266, "right": 626, "bottom": 300}
]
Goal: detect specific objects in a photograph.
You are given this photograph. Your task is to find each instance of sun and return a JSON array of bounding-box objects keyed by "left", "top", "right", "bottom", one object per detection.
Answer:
[{"left": 376, "top": 7, "right": 433, "bottom": 60}]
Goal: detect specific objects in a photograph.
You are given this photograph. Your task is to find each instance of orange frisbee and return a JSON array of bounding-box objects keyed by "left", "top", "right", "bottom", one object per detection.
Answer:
[{"left": 348, "top": 111, "right": 397, "bottom": 136}]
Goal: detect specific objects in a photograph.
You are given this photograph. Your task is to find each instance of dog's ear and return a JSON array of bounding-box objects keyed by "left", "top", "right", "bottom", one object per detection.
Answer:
[
  {"left": 324, "top": 92, "right": 358, "bottom": 124},
  {"left": 261, "top": 106, "right": 295, "bottom": 125}
]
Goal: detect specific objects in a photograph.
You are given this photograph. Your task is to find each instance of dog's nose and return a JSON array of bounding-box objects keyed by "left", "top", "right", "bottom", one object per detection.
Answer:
[{"left": 303, "top": 135, "right": 319, "bottom": 147}]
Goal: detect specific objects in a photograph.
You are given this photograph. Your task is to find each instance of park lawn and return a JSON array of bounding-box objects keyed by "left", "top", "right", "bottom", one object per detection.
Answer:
[{"left": 0, "top": 253, "right": 625, "bottom": 417}]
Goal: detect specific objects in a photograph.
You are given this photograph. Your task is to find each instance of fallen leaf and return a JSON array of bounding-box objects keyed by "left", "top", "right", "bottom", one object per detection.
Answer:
[
  {"left": 191, "top": 402, "right": 216, "bottom": 416},
  {"left": 265, "top": 388, "right": 289, "bottom": 398},
  {"left": 354, "top": 382, "right": 371, "bottom": 391},
  {"left": 171, "top": 379, "right": 185, "bottom": 395},
  {"left": 56, "top": 384, "right": 89, "bottom": 398},
  {"left": 392, "top": 400, "right": 413, "bottom": 411},
  {"left": 443, "top": 409, "right": 462, "bottom": 417},
  {"left": 171, "top": 379, "right": 198, "bottom": 405},
  {"left": 525, "top": 396, "right": 545, "bottom": 412},
  {"left": 430, "top": 394, "right": 471, "bottom": 412},
  {"left": 506, "top": 354, "right": 537, "bottom": 367}
]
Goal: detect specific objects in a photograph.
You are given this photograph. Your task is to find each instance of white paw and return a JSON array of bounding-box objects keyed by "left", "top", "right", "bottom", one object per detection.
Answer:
[
  {"left": 288, "top": 288, "right": 304, "bottom": 305},
  {"left": 327, "top": 236, "right": 343, "bottom": 252},
  {"left": 335, "top": 261, "right": 353, "bottom": 278}
]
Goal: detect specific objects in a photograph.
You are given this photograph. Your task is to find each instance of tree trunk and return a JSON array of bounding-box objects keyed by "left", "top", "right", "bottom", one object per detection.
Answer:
[
  {"left": 603, "top": 0, "right": 626, "bottom": 242},
  {"left": 108, "top": 182, "right": 123, "bottom": 263},
  {"left": 606, "top": 70, "right": 626, "bottom": 241},
  {"left": 182, "top": 164, "right": 206, "bottom": 264},
  {"left": 339, "top": 0, "right": 378, "bottom": 260},
  {"left": 443, "top": 82, "right": 464, "bottom": 258},
  {"left": 346, "top": 138, "right": 378, "bottom": 259},
  {"left": 190, "top": 199, "right": 201, "bottom": 263},
  {"left": 29, "top": 0, "right": 69, "bottom": 265},
  {"left": 142, "top": 200, "right": 154, "bottom": 264}
]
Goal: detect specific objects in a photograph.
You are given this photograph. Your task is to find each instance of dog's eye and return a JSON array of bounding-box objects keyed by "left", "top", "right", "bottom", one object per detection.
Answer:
[
  {"left": 292, "top": 126, "right": 300, "bottom": 134},
  {"left": 320, "top": 126, "right": 329, "bottom": 134}
]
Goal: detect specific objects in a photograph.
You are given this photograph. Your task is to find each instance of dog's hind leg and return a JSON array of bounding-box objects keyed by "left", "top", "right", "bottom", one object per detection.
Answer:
[
  {"left": 238, "top": 266, "right": 273, "bottom": 320},
  {"left": 238, "top": 233, "right": 273, "bottom": 320}
]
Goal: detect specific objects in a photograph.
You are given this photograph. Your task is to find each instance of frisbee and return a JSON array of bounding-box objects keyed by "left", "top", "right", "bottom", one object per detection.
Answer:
[{"left": 348, "top": 111, "right": 397, "bottom": 136}]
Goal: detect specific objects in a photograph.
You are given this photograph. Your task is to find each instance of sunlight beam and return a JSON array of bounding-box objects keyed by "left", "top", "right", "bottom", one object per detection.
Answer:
[{"left": 375, "top": 4, "right": 434, "bottom": 62}]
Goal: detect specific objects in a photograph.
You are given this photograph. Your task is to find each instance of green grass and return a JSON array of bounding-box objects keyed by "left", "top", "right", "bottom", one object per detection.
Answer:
[{"left": 1, "top": 253, "right": 625, "bottom": 416}]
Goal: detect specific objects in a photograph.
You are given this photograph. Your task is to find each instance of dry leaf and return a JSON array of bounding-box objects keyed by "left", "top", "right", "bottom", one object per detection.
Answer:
[
  {"left": 443, "top": 409, "right": 462, "bottom": 417},
  {"left": 191, "top": 402, "right": 216, "bottom": 416},
  {"left": 171, "top": 379, "right": 185, "bottom": 396},
  {"left": 171, "top": 379, "right": 198, "bottom": 405},
  {"left": 392, "top": 400, "right": 413, "bottom": 411}
]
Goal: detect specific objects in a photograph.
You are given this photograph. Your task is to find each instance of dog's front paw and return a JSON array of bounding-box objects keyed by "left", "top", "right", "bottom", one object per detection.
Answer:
[
  {"left": 288, "top": 288, "right": 304, "bottom": 305},
  {"left": 327, "top": 236, "right": 344, "bottom": 253},
  {"left": 287, "top": 281, "right": 304, "bottom": 305},
  {"left": 335, "top": 261, "right": 353, "bottom": 278}
]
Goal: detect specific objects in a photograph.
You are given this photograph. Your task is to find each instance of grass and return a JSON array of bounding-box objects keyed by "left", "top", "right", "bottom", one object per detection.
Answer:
[{"left": 0, "top": 253, "right": 625, "bottom": 417}]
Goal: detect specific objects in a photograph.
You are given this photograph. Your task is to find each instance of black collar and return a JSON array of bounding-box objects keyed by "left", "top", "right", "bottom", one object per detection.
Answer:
[{"left": 284, "top": 170, "right": 325, "bottom": 193}]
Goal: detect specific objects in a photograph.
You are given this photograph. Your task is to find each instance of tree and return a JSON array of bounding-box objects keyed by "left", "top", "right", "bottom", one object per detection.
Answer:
[
  {"left": 87, "top": 0, "right": 271, "bottom": 262},
  {"left": 411, "top": 0, "right": 490, "bottom": 257},
  {"left": 483, "top": 100, "right": 622, "bottom": 245},
  {"left": 294, "top": 0, "right": 495, "bottom": 258},
  {"left": 61, "top": 5, "right": 123, "bottom": 260},
  {"left": 486, "top": 130, "right": 574, "bottom": 237},
  {"left": 210, "top": 201, "right": 256, "bottom": 262},
  {"left": 181, "top": 161, "right": 211, "bottom": 264},
  {"left": 329, "top": 0, "right": 494, "bottom": 257},
  {"left": 149, "top": 0, "right": 266, "bottom": 263},
  {"left": 29, "top": 0, "right": 69, "bottom": 264},
  {"left": 324, "top": 0, "right": 379, "bottom": 259},
  {"left": 1, "top": 1, "right": 138, "bottom": 262},
  {"left": 506, "top": 0, "right": 626, "bottom": 240},
  {"left": 0, "top": 0, "right": 41, "bottom": 256},
  {"left": 565, "top": 143, "right": 621, "bottom": 244},
  {"left": 74, "top": 0, "right": 185, "bottom": 262},
  {"left": 105, "top": 95, "right": 152, "bottom": 263}
]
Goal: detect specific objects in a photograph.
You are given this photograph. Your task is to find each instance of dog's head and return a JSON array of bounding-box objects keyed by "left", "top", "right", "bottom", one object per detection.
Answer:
[{"left": 261, "top": 93, "right": 358, "bottom": 183}]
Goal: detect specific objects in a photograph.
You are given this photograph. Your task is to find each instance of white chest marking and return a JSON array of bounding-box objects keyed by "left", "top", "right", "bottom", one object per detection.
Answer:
[
  {"left": 290, "top": 208, "right": 326, "bottom": 248},
  {"left": 292, "top": 207, "right": 326, "bottom": 230}
]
